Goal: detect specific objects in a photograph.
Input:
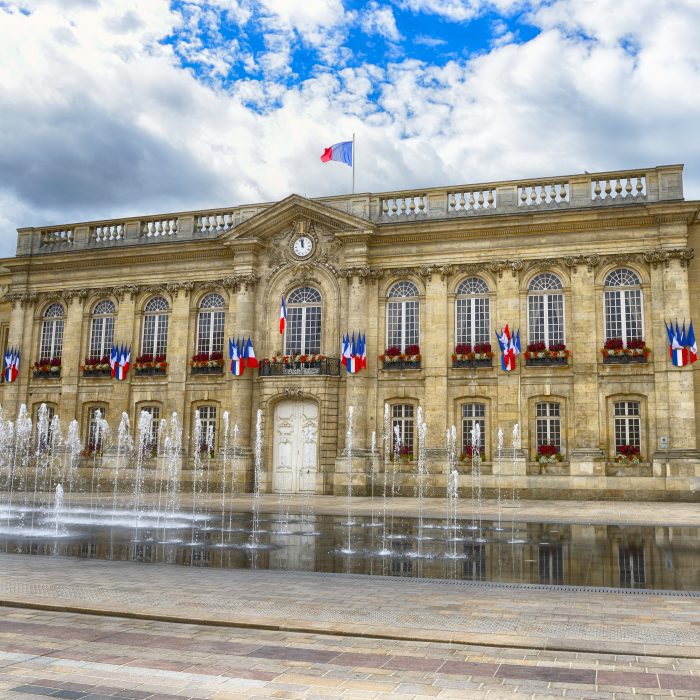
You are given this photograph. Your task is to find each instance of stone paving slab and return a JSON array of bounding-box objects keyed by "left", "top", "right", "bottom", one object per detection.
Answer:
[
  {"left": 0, "top": 553, "right": 699, "bottom": 658},
  {"left": 1, "top": 607, "right": 700, "bottom": 699}
]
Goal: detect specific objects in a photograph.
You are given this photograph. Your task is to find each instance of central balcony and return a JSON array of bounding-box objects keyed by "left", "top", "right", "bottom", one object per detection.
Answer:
[{"left": 259, "top": 358, "right": 340, "bottom": 377}]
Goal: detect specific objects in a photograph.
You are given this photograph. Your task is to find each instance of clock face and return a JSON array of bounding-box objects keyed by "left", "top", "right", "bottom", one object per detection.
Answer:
[{"left": 293, "top": 236, "right": 313, "bottom": 258}]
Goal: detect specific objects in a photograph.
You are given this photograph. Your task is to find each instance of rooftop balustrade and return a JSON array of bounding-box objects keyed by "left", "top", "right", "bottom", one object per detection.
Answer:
[{"left": 16, "top": 165, "right": 684, "bottom": 256}]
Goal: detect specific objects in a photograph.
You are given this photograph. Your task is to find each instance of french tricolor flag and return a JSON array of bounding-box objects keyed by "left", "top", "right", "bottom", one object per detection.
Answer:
[
  {"left": 280, "top": 296, "right": 287, "bottom": 335},
  {"left": 688, "top": 322, "right": 697, "bottom": 364},
  {"left": 3, "top": 347, "right": 19, "bottom": 383},
  {"left": 116, "top": 345, "right": 131, "bottom": 381},
  {"left": 320, "top": 141, "right": 353, "bottom": 166},
  {"left": 245, "top": 337, "right": 259, "bottom": 368},
  {"left": 229, "top": 338, "right": 245, "bottom": 376}
]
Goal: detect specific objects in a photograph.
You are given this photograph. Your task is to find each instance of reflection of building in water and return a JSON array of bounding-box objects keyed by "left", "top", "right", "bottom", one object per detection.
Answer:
[
  {"left": 1, "top": 165, "right": 698, "bottom": 501},
  {"left": 463, "top": 543, "right": 485, "bottom": 581},
  {"left": 618, "top": 544, "right": 645, "bottom": 588},
  {"left": 538, "top": 544, "right": 563, "bottom": 585},
  {"left": 390, "top": 539, "right": 413, "bottom": 576}
]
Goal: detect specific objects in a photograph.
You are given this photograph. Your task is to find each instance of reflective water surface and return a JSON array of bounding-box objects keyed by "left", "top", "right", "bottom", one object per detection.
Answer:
[{"left": 1, "top": 504, "right": 698, "bottom": 591}]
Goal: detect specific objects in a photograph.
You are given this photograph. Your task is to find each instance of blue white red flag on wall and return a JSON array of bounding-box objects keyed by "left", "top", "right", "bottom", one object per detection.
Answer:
[
  {"left": 3, "top": 347, "right": 19, "bottom": 383},
  {"left": 665, "top": 320, "right": 697, "bottom": 366},
  {"left": 229, "top": 337, "right": 245, "bottom": 376},
  {"left": 496, "top": 325, "right": 520, "bottom": 371},
  {"left": 110, "top": 344, "right": 130, "bottom": 380},
  {"left": 341, "top": 332, "right": 366, "bottom": 374}
]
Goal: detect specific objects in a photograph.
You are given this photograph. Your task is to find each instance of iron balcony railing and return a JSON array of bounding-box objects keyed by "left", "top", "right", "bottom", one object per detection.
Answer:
[{"left": 258, "top": 358, "right": 341, "bottom": 377}]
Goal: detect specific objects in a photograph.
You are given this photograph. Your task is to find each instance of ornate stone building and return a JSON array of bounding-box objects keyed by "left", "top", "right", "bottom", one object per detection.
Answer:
[{"left": 0, "top": 164, "right": 698, "bottom": 499}]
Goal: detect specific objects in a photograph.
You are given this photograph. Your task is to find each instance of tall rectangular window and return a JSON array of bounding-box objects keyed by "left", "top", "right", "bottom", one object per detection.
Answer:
[
  {"left": 614, "top": 401, "right": 641, "bottom": 454},
  {"left": 140, "top": 406, "right": 161, "bottom": 449},
  {"left": 461, "top": 403, "right": 486, "bottom": 457},
  {"left": 536, "top": 402, "right": 561, "bottom": 452},
  {"left": 391, "top": 404, "right": 414, "bottom": 458},
  {"left": 87, "top": 407, "right": 107, "bottom": 451},
  {"left": 196, "top": 406, "right": 217, "bottom": 452}
]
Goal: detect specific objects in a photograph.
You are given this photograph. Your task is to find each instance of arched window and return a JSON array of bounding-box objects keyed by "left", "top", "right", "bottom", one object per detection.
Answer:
[
  {"left": 387, "top": 281, "right": 419, "bottom": 351},
  {"left": 604, "top": 269, "right": 643, "bottom": 343},
  {"left": 142, "top": 296, "right": 169, "bottom": 357},
  {"left": 89, "top": 299, "right": 115, "bottom": 359},
  {"left": 456, "top": 278, "right": 490, "bottom": 346},
  {"left": 285, "top": 287, "right": 322, "bottom": 355},
  {"left": 196, "top": 293, "right": 225, "bottom": 355},
  {"left": 391, "top": 403, "right": 415, "bottom": 459},
  {"left": 87, "top": 406, "right": 108, "bottom": 453},
  {"left": 528, "top": 273, "right": 564, "bottom": 347},
  {"left": 139, "top": 405, "right": 162, "bottom": 451},
  {"left": 194, "top": 405, "right": 217, "bottom": 454},
  {"left": 613, "top": 400, "right": 641, "bottom": 458},
  {"left": 40, "top": 303, "right": 65, "bottom": 361}
]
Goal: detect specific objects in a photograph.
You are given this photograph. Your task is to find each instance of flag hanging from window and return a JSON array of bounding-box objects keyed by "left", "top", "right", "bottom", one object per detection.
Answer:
[
  {"left": 245, "top": 337, "right": 259, "bottom": 368},
  {"left": 280, "top": 296, "right": 287, "bottom": 334},
  {"left": 320, "top": 141, "right": 353, "bottom": 166}
]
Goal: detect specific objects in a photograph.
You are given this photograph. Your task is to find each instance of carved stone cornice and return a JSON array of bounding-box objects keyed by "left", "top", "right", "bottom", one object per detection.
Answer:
[
  {"left": 5, "top": 292, "right": 37, "bottom": 308},
  {"left": 642, "top": 247, "right": 694, "bottom": 268},
  {"left": 338, "top": 266, "right": 383, "bottom": 283},
  {"left": 455, "top": 259, "right": 523, "bottom": 278},
  {"left": 419, "top": 264, "right": 453, "bottom": 281}
]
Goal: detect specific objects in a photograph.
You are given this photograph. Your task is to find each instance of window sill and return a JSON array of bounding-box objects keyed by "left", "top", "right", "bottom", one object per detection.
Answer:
[
  {"left": 191, "top": 366, "right": 224, "bottom": 376},
  {"left": 381, "top": 361, "right": 422, "bottom": 370}
]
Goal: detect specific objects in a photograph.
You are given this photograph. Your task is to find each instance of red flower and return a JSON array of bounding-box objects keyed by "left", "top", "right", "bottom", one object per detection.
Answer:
[
  {"left": 626, "top": 338, "right": 645, "bottom": 350},
  {"left": 385, "top": 346, "right": 401, "bottom": 357},
  {"left": 549, "top": 343, "right": 566, "bottom": 352},
  {"left": 404, "top": 344, "right": 420, "bottom": 355},
  {"left": 527, "top": 342, "right": 546, "bottom": 353},
  {"left": 455, "top": 343, "right": 471, "bottom": 354},
  {"left": 604, "top": 338, "right": 624, "bottom": 350},
  {"left": 537, "top": 444, "right": 557, "bottom": 456},
  {"left": 50, "top": 357, "right": 62, "bottom": 367},
  {"left": 473, "top": 343, "right": 492, "bottom": 353}
]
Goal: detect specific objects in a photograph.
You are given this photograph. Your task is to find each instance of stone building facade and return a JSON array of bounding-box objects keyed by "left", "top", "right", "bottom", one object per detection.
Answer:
[{"left": 0, "top": 164, "right": 699, "bottom": 500}]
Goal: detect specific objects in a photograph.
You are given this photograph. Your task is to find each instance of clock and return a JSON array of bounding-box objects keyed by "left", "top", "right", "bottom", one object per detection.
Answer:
[{"left": 293, "top": 235, "right": 314, "bottom": 258}]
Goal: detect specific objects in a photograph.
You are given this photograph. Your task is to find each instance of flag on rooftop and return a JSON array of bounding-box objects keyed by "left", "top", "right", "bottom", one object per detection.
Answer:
[{"left": 320, "top": 141, "right": 353, "bottom": 167}]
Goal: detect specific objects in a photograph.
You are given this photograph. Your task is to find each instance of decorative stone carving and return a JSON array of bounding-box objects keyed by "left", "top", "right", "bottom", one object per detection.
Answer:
[
  {"left": 283, "top": 387, "right": 305, "bottom": 398},
  {"left": 642, "top": 247, "right": 694, "bottom": 268},
  {"left": 564, "top": 254, "right": 600, "bottom": 272},
  {"left": 419, "top": 264, "right": 452, "bottom": 281}
]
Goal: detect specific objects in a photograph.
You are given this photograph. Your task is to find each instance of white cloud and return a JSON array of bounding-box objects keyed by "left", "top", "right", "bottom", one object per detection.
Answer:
[
  {"left": 0, "top": 0, "right": 699, "bottom": 261},
  {"left": 361, "top": 1, "right": 401, "bottom": 42},
  {"left": 395, "top": 0, "right": 523, "bottom": 22}
]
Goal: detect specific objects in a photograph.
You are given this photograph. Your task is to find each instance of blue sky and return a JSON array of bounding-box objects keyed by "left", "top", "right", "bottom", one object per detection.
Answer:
[{"left": 0, "top": 0, "right": 699, "bottom": 257}]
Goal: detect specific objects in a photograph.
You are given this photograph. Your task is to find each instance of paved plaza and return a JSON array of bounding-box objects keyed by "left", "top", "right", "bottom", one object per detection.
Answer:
[{"left": 0, "top": 497, "right": 698, "bottom": 699}]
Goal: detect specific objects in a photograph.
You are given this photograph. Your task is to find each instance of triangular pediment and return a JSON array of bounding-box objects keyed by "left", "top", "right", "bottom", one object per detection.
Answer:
[{"left": 223, "top": 194, "right": 374, "bottom": 244}]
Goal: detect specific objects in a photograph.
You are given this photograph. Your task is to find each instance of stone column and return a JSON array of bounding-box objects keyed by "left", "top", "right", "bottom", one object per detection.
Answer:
[
  {"left": 334, "top": 273, "right": 371, "bottom": 495},
  {"left": 422, "top": 271, "right": 449, "bottom": 452},
  {"left": 652, "top": 256, "right": 699, "bottom": 482},
  {"left": 569, "top": 261, "right": 605, "bottom": 475},
  {"left": 59, "top": 294, "right": 87, "bottom": 425},
  {"left": 345, "top": 275, "right": 369, "bottom": 451},
  {"left": 493, "top": 264, "right": 527, "bottom": 477},
  {"left": 164, "top": 287, "right": 191, "bottom": 466},
  {"left": 3, "top": 295, "right": 36, "bottom": 419},
  {"left": 108, "top": 291, "right": 136, "bottom": 424},
  {"left": 232, "top": 280, "right": 257, "bottom": 490}
]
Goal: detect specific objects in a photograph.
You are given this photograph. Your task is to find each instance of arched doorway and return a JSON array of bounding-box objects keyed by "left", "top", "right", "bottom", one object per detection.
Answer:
[{"left": 272, "top": 400, "right": 318, "bottom": 493}]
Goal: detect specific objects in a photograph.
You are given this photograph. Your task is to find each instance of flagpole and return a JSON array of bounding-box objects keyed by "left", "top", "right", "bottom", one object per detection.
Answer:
[{"left": 352, "top": 133, "right": 355, "bottom": 194}]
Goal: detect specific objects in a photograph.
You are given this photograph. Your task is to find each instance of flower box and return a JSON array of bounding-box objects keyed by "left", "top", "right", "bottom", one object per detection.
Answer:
[
  {"left": 81, "top": 356, "right": 112, "bottom": 377},
  {"left": 381, "top": 345, "right": 421, "bottom": 370},
  {"left": 524, "top": 343, "right": 570, "bottom": 366},
  {"left": 82, "top": 368, "right": 113, "bottom": 377},
  {"left": 615, "top": 444, "right": 641, "bottom": 463},
  {"left": 452, "top": 344, "right": 493, "bottom": 368},
  {"left": 33, "top": 358, "right": 61, "bottom": 379},
  {"left": 461, "top": 447, "right": 486, "bottom": 461},
  {"left": 537, "top": 444, "right": 563, "bottom": 464},
  {"left": 134, "top": 354, "right": 168, "bottom": 376},
  {"left": 601, "top": 338, "right": 650, "bottom": 364},
  {"left": 191, "top": 352, "right": 223, "bottom": 375}
]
